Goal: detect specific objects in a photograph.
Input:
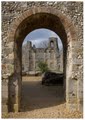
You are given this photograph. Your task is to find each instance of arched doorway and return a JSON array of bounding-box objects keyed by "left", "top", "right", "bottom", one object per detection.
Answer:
[
  {"left": 8, "top": 7, "right": 77, "bottom": 112},
  {"left": 21, "top": 28, "right": 64, "bottom": 111}
]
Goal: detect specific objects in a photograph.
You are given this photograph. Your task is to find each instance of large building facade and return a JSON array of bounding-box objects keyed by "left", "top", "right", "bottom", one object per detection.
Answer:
[{"left": 22, "top": 37, "right": 62, "bottom": 74}]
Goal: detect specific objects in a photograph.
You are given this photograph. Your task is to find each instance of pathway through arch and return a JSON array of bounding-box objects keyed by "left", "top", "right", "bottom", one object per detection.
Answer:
[{"left": 21, "top": 76, "right": 65, "bottom": 111}]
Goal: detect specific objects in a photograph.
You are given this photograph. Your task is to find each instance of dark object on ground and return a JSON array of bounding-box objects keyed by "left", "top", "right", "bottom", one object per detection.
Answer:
[{"left": 42, "top": 72, "right": 64, "bottom": 85}]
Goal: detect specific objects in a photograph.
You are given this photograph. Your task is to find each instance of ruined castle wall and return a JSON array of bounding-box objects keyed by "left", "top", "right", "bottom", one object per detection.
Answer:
[{"left": 22, "top": 38, "right": 60, "bottom": 73}]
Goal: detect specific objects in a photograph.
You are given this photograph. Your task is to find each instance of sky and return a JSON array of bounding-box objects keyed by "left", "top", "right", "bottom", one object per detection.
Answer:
[{"left": 23, "top": 28, "right": 63, "bottom": 50}]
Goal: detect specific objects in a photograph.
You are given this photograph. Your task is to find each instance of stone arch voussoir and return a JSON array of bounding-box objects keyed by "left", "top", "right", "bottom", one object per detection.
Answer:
[{"left": 8, "top": 6, "right": 77, "bottom": 44}]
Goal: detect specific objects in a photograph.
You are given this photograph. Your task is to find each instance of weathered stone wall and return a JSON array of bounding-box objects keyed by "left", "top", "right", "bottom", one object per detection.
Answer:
[
  {"left": 2, "top": 1, "right": 83, "bottom": 78},
  {"left": 2, "top": 2, "right": 83, "bottom": 113},
  {"left": 22, "top": 37, "right": 61, "bottom": 74}
]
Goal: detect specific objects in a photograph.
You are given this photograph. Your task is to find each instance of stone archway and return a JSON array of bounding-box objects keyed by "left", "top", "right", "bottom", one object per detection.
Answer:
[{"left": 7, "top": 6, "right": 80, "bottom": 112}]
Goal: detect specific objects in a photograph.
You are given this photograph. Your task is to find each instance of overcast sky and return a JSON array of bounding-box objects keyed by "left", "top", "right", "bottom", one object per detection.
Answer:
[{"left": 23, "top": 28, "right": 63, "bottom": 50}]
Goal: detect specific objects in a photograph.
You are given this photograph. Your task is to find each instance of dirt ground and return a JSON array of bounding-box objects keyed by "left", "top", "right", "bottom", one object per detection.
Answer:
[{"left": 2, "top": 76, "right": 83, "bottom": 118}]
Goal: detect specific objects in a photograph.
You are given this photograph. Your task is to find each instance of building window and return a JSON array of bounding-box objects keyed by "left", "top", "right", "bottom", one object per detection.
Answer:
[{"left": 50, "top": 41, "right": 54, "bottom": 48}]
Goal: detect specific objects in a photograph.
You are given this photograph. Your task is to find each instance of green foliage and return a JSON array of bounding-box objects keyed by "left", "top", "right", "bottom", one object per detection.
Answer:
[{"left": 38, "top": 61, "right": 49, "bottom": 73}]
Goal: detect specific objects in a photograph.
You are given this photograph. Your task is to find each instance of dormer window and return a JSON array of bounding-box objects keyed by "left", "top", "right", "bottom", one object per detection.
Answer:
[{"left": 50, "top": 41, "right": 54, "bottom": 48}]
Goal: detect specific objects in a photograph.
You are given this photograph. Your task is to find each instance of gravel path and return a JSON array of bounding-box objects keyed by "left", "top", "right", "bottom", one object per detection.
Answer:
[{"left": 2, "top": 76, "right": 83, "bottom": 118}]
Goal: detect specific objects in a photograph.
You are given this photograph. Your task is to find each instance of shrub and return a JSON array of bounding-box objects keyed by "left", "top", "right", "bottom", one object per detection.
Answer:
[{"left": 38, "top": 61, "right": 49, "bottom": 73}]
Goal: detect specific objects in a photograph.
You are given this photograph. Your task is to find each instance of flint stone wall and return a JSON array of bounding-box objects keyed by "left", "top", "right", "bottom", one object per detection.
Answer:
[{"left": 2, "top": 2, "right": 83, "bottom": 112}]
